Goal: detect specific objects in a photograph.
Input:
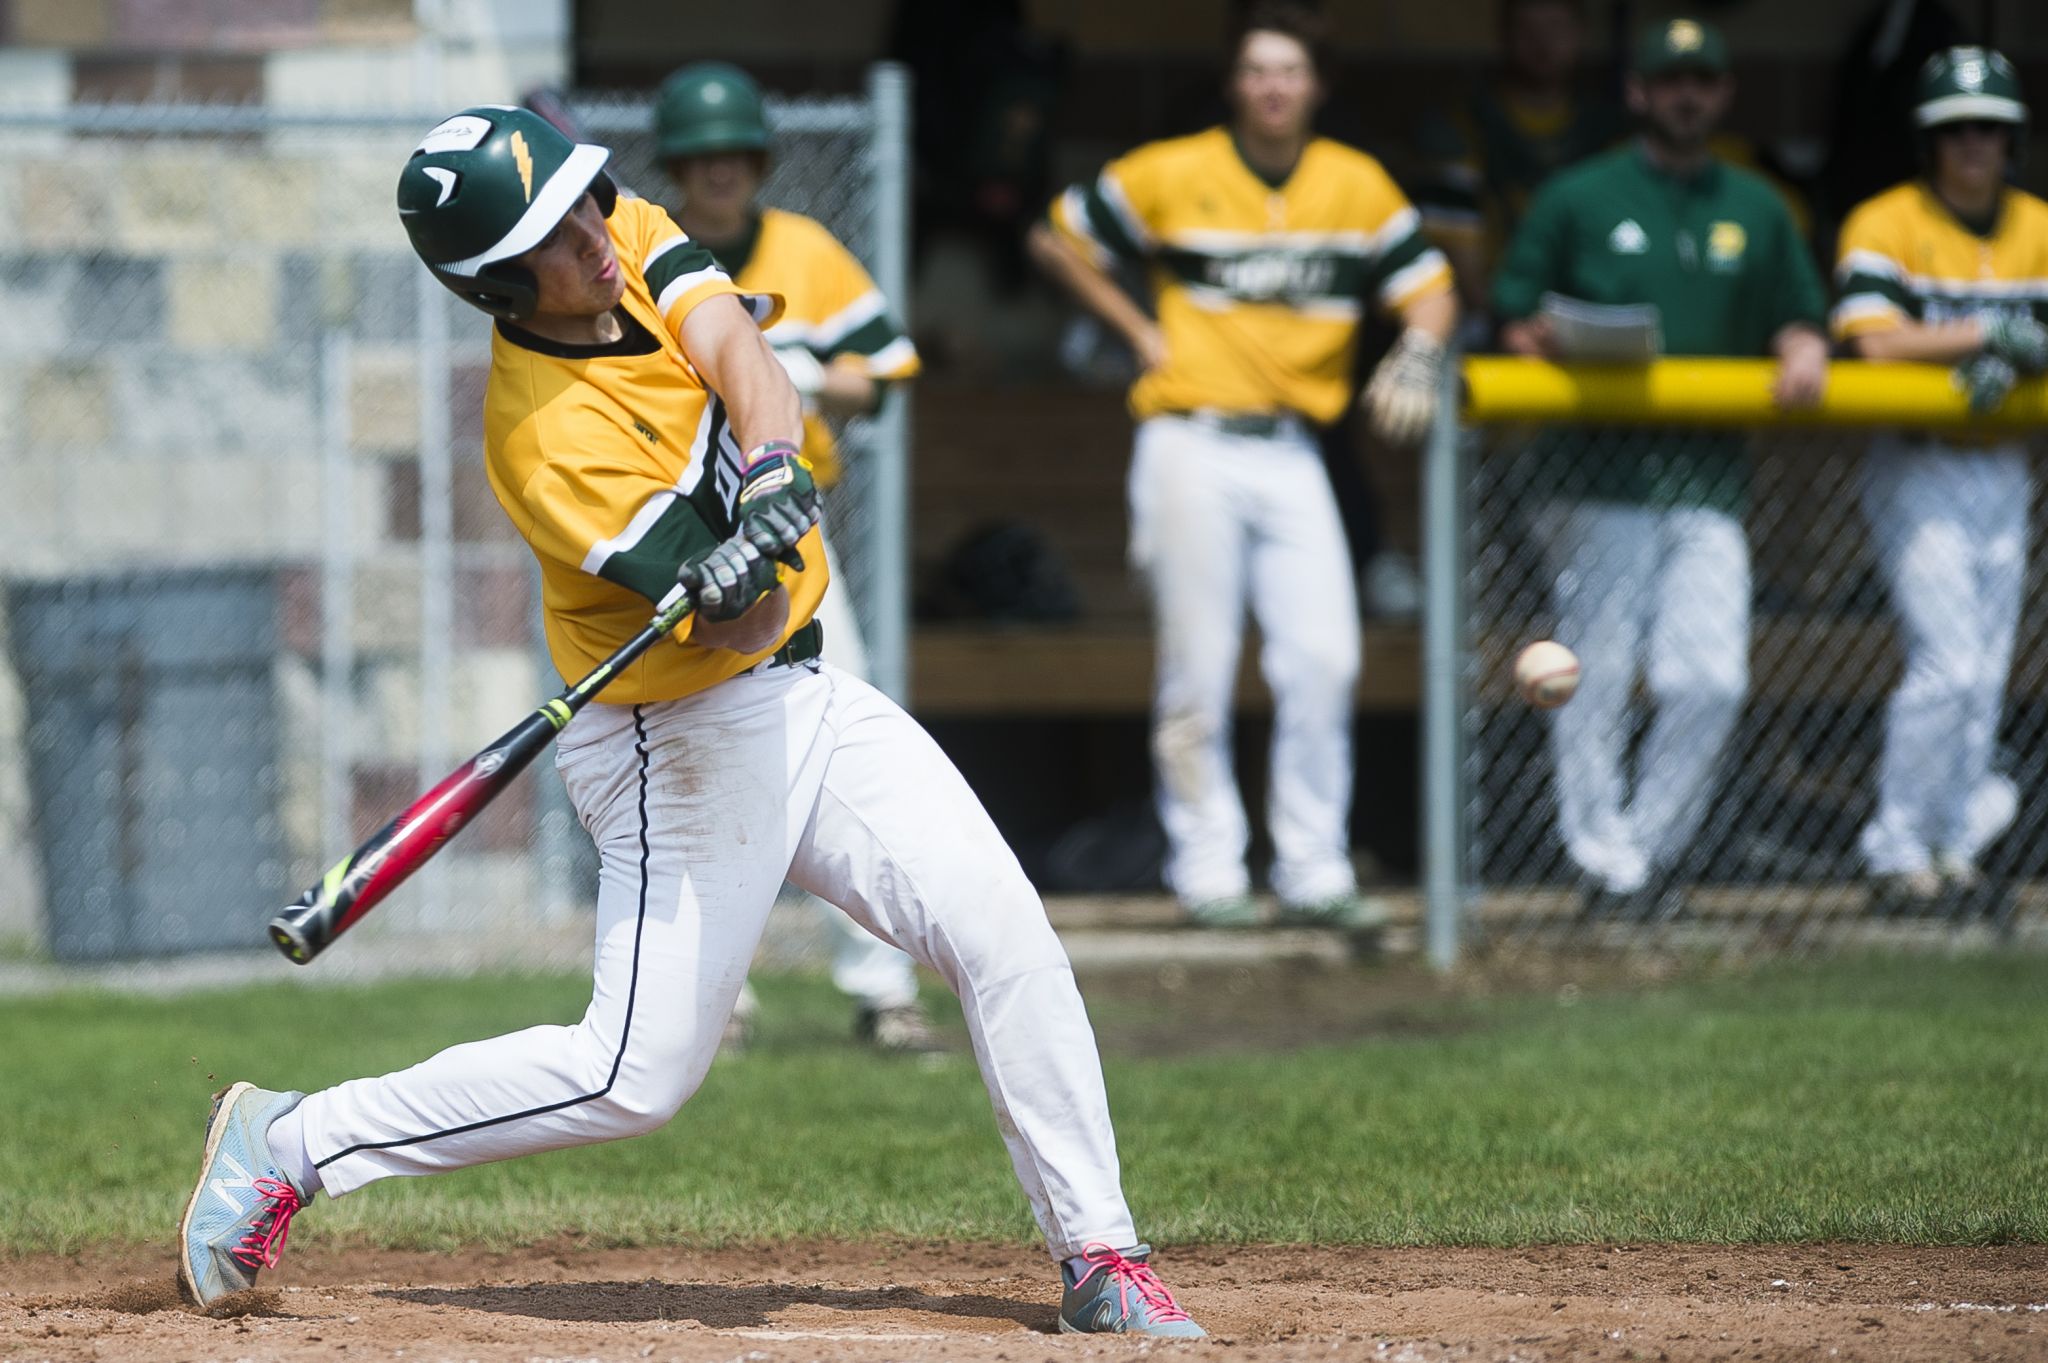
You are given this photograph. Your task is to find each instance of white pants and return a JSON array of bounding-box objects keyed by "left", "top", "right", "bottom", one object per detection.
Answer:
[
  {"left": 1129, "top": 414, "right": 1361, "bottom": 905},
  {"left": 291, "top": 662, "right": 1135, "bottom": 1259},
  {"left": 1859, "top": 439, "right": 2029, "bottom": 873},
  {"left": 779, "top": 533, "right": 919, "bottom": 1011},
  {"left": 1532, "top": 501, "right": 1749, "bottom": 892}
]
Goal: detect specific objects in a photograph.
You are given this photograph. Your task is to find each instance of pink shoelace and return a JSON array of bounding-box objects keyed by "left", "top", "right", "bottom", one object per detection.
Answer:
[
  {"left": 1077, "top": 1243, "right": 1193, "bottom": 1325},
  {"left": 227, "top": 1178, "right": 304, "bottom": 1272}
]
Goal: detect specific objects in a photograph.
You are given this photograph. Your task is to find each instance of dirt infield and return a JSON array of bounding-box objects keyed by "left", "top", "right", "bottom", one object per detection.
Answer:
[{"left": 5, "top": 1241, "right": 2044, "bottom": 1362}]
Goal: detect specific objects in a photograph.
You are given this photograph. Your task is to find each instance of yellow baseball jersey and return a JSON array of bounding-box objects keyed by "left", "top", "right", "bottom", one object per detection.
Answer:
[
  {"left": 1834, "top": 180, "right": 2048, "bottom": 339},
  {"left": 711, "top": 207, "right": 920, "bottom": 486},
  {"left": 485, "top": 194, "right": 827, "bottom": 704},
  {"left": 1048, "top": 126, "right": 1452, "bottom": 424}
]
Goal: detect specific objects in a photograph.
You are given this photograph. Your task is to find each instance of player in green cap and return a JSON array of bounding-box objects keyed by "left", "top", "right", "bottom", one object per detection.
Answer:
[
  {"left": 1493, "top": 17, "right": 1830, "bottom": 921},
  {"left": 655, "top": 61, "right": 936, "bottom": 1052},
  {"left": 1833, "top": 46, "right": 2048, "bottom": 914}
]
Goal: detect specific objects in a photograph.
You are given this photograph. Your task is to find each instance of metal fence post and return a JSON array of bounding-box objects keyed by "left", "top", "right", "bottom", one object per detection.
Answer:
[
  {"left": 1423, "top": 355, "right": 1466, "bottom": 970},
  {"left": 319, "top": 332, "right": 355, "bottom": 866},
  {"left": 865, "top": 61, "right": 912, "bottom": 704}
]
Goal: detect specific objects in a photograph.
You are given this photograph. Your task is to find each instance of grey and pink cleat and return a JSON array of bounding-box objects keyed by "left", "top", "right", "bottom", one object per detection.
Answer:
[
  {"left": 1058, "top": 1242, "right": 1208, "bottom": 1338},
  {"left": 177, "top": 1081, "right": 310, "bottom": 1307}
]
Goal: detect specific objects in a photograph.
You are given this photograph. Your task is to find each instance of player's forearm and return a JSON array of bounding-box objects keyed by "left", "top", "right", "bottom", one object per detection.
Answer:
[
  {"left": 1027, "top": 222, "right": 1156, "bottom": 354},
  {"left": 812, "top": 365, "right": 881, "bottom": 418},
  {"left": 1849, "top": 319, "right": 1988, "bottom": 365},
  {"left": 1398, "top": 287, "right": 1458, "bottom": 345},
  {"left": 1771, "top": 323, "right": 1828, "bottom": 362},
  {"left": 682, "top": 296, "right": 804, "bottom": 450}
]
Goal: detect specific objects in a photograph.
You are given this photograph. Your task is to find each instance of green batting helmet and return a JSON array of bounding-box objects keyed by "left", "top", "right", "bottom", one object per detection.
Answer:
[
  {"left": 1916, "top": 47, "right": 2028, "bottom": 157},
  {"left": 654, "top": 62, "right": 770, "bottom": 160},
  {"left": 397, "top": 105, "right": 618, "bottom": 320}
]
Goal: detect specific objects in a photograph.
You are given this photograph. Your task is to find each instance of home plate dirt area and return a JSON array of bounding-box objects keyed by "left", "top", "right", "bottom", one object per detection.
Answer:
[{"left": 5, "top": 1241, "right": 2045, "bottom": 1362}]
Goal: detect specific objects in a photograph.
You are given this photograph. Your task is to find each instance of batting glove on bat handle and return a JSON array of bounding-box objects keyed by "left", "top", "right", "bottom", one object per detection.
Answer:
[{"left": 679, "top": 535, "right": 783, "bottom": 622}]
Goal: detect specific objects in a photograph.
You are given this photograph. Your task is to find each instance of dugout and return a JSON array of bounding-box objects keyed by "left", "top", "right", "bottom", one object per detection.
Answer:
[{"left": 567, "top": 0, "right": 2048, "bottom": 892}]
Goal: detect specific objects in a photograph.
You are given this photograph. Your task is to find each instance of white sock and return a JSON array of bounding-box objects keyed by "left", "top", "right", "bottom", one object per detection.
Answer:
[{"left": 266, "top": 1103, "right": 324, "bottom": 1198}]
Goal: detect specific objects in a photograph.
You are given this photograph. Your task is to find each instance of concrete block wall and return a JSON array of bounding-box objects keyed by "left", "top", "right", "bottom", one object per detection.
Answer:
[{"left": 0, "top": 3, "right": 572, "bottom": 951}]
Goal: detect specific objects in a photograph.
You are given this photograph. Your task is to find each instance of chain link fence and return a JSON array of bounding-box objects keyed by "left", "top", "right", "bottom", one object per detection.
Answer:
[
  {"left": 1433, "top": 362, "right": 2048, "bottom": 961},
  {"left": 0, "top": 76, "right": 908, "bottom": 974}
]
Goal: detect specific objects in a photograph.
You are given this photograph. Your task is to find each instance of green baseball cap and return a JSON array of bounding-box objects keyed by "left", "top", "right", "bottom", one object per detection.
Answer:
[{"left": 1636, "top": 17, "right": 1730, "bottom": 77}]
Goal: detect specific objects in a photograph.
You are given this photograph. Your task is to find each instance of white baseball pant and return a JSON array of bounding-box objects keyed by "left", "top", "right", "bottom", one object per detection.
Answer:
[
  {"left": 778, "top": 531, "right": 920, "bottom": 1012},
  {"left": 1128, "top": 413, "right": 1361, "bottom": 906},
  {"left": 283, "top": 660, "right": 1136, "bottom": 1259},
  {"left": 1532, "top": 500, "right": 1750, "bottom": 892},
  {"left": 1858, "top": 437, "right": 2029, "bottom": 874}
]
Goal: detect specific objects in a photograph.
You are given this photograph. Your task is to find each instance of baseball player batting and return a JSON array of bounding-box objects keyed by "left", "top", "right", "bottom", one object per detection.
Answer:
[
  {"left": 1834, "top": 46, "right": 2043, "bottom": 912},
  {"left": 177, "top": 104, "right": 1205, "bottom": 1340}
]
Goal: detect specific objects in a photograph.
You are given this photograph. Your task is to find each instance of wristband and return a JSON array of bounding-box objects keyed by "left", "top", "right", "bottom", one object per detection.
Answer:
[{"left": 743, "top": 440, "right": 801, "bottom": 469}]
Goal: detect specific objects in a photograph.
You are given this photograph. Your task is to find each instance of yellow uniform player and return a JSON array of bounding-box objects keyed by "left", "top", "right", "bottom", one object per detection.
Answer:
[
  {"left": 655, "top": 61, "right": 935, "bottom": 1051},
  {"left": 1032, "top": 2, "right": 1456, "bottom": 928},
  {"left": 482, "top": 192, "right": 824, "bottom": 702},
  {"left": 178, "top": 104, "right": 1207, "bottom": 1341},
  {"left": 1833, "top": 47, "right": 2048, "bottom": 913}
]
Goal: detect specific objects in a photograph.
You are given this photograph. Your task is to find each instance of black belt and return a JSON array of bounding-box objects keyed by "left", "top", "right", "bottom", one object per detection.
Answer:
[
  {"left": 751, "top": 619, "right": 823, "bottom": 671},
  {"left": 1170, "top": 409, "right": 1298, "bottom": 439}
]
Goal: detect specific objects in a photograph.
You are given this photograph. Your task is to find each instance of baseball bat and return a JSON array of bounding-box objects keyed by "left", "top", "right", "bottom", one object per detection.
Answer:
[{"left": 269, "top": 583, "right": 695, "bottom": 964}]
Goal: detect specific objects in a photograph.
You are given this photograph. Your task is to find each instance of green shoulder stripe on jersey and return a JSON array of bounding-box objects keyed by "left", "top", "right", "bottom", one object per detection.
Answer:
[
  {"left": 596, "top": 495, "right": 723, "bottom": 603},
  {"left": 1155, "top": 244, "right": 1373, "bottom": 307},
  {"left": 1838, "top": 269, "right": 1915, "bottom": 312},
  {"left": 644, "top": 237, "right": 724, "bottom": 303},
  {"left": 1078, "top": 180, "right": 1146, "bottom": 264},
  {"left": 1368, "top": 230, "right": 1443, "bottom": 302},
  {"left": 1372, "top": 229, "right": 1433, "bottom": 281},
  {"left": 827, "top": 312, "right": 906, "bottom": 359}
]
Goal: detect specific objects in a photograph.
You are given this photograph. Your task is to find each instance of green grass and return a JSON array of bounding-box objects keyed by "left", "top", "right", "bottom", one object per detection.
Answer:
[{"left": 1, "top": 954, "right": 2043, "bottom": 1254}]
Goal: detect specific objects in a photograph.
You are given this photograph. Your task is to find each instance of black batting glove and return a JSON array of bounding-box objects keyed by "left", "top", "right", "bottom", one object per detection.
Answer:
[
  {"left": 736, "top": 442, "right": 820, "bottom": 569},
  {"left": 679, "top": 534, "right": 783, "bottom": 623}
]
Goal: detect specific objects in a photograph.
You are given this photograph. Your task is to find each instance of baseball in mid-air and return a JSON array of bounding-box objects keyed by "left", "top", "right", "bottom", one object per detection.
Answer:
[{"left": 1514, "top": 640, "right": 1580, "bottom": 709}]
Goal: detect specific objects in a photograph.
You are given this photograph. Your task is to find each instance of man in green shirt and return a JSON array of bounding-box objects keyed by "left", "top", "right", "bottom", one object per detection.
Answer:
[
  {"left": 1492, "top": 17, "right": 1829, "bottom": 918},
  {"left": 1416, "top": 0, "right": 1623, "bottom": 322}
]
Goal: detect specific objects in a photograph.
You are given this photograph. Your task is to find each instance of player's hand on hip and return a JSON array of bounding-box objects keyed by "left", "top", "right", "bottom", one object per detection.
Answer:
[
  {"left": 1130, "top": 321, "right": 1169, "bottom": 372},
  {"left": 1957, "top": 352, "right": 2019, "bottom": 414},
  {"left": 735, "top": 440, "right": 820, "bottom": 570},
  {"left": 1363, "top": 327, "right": 1445, "bottom": 445},
  {"left": 680, "top": 534, "right": 784, "bottom": 623},
  {"left": 1980, "top": 313, "right": 2048, "bottom": 375}
]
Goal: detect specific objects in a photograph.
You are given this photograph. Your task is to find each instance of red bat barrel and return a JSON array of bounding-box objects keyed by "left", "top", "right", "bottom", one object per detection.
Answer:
[{"left": 268, "top": 709, "right": 557, "bottom": 963}]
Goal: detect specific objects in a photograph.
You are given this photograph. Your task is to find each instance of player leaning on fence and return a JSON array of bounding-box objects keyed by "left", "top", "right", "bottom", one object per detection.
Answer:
[
  {"left": 175, "top": 105, "right": 1206, "bottom": 1340},
  {"left": 1494, "top": 18, "right": 1829, "bottom": 921},
  {"left": 1833, "top": 47, "right": 2047, "bottom": 915},
  {"left": 1029, "top": 1, "right": 1456, "bottom": 930}
]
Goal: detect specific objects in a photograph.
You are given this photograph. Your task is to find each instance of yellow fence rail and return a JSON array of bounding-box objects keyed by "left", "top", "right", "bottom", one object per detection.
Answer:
[{"left": 1462, "top": 357, "right": 2048, "bottom": 429}]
